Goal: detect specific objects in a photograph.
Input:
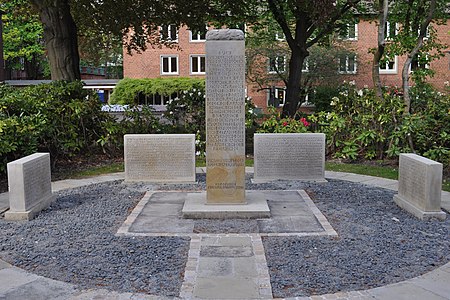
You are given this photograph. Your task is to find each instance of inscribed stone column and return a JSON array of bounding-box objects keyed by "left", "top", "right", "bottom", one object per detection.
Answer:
[{"left": 205, "top": 29, "right": 246, "bottom": 204}]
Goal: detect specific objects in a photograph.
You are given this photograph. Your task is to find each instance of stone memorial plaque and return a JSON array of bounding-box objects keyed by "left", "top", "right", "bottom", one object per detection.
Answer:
[
  {"left": 254, "top": 133, "right": 326, "bottom": 182},
  {"left": 205, "top": 29, "right": 246, "bottom": 204},
  {"left": 5, "top": 153, "right": 55, "bottom": 221},
  {"left": 124, "top": 134, "right": 195, "bottom": 182},
  {"left": 394, "top": 153, "right": 445, "bottom": 220}
]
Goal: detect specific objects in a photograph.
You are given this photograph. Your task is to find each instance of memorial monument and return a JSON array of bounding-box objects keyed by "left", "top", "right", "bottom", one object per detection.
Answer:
[{"left": 205, "top": 29, "right": 246, "bottom": 204}]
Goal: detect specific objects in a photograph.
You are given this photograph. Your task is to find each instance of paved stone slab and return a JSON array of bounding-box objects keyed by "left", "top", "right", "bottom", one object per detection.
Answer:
[
  {"left": 194, "top": 277, "right": 260, "bottom": 299},
  {"left": 367, "top": 281, "right": 447, "bottom": 299},
  {"left": 258, "top": 215, "right": 324, "bottom": 233},
  {"left": 197, "top": 257, "right": 233, "bottom": 277},
  {"left": 0, "top": 277, "right": 75, "bottom": 300},
  {"left": 201, "top": 236, "right": 253, "bottom": 247},
  {"left": 128, "top": 216, "right": 195, "bottom": 233},
  {"left": 0, "top": 268, "right": 39, "bottom": 292},
  {"left": 200, "top": 245, "right": 253, "bottom": 257},
  {"left": 410, "top": 269, "right": 450, "bottom": 299}
]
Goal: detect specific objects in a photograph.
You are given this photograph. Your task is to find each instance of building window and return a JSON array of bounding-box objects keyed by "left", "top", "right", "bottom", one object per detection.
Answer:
[
  {"left": 379, "top": 56, "right": 397, "bottom": 74},
  {"left": 302, "top": 58, "right": 309, "bottom": 72},
  {"left": 137, "top": 92, "right": 178, "bottom": 106},
  {"left": 385, "top": 22, "right": 398, "bottom": 39},
  {"left": 161, "top": 55, "right": 179, "bottom": 75},
  {"left": 267, "top": 87, "right": 286, "bottom": 107},
  {"left": 268, "top": 56, "right": 286, "bottom": 74},
  {"left": 160, "top": 24, "right": 178, "bottom": 42},
  {"left": 190, "top": 55, "right": 206, "bottom": 74},
  {"left": 410, "top": 54, "right": 429, "bottom": 71},
  {"left": 275, "top": 30, "right": 285, "bottom": 41},
  {"left": 190, "top": 27, "right": 207, "bottom": 42},
  {"left": 338, "top": 54, "right": 357, "bottom": 74},
  {"left": 339, "top": 23, "right": 358, "bottom": 41}
]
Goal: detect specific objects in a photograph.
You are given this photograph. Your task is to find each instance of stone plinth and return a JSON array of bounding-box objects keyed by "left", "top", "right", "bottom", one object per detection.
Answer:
[
  {"left": 393, "top": 153, "right": 446, "bottom": 220},
  {"left": 5, "top": 153, "right": 55, "bottom": 221},
  {"left": 124, "top": 134, "right": 195, "bottom": 183},
  {"left": 205, "top": 29, "right": 246, "bottom": 204},
  {"left": 182, "top": 191, "right": 270, "bottom": 219},
  {"left": 253, "top": 133, "right": 326, "bottom": 182}
]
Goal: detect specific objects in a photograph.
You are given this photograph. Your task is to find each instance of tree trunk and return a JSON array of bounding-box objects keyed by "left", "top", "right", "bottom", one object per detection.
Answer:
[
  {"left": 372, "top": 0, "right": 388, "bottom": 101},
  {"left": 282, "top": 47, "right": 306, "bottom": 117},
  {"left": 30, "top": 0, "right": 80, "bottom": 80}
]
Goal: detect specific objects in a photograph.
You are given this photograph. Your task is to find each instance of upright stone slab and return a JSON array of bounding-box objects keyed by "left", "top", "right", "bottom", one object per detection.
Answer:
[
  {"left": 5, "top": 153, "right": 55, "bottom": 221},
  {"left": 124, "top": 134, "right": 195, "bottom": 183},
  {"left": 393, "top": 153, "right": 446, "bottom": 220},
  {"left": 253, "top": 133, "right": 326, "bottom": 182},
  {"left": 205, "top": 29, "right": 246, "bottom": 204}
]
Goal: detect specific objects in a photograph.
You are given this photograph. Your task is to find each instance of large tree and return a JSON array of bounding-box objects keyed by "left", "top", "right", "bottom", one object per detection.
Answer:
[{"left": 264, "top": 0, "right": 362, "bottom": 117}]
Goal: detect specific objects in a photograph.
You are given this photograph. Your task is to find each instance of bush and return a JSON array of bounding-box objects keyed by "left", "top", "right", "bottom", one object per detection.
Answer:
[
  {"left": 257, "top": 107, "right": 311, "bottom": 134},
  {"left": 308, "top": 82, "right": 450, "bottom": 166},
  {"left": 0, "top": 81, "right": 115, "bottom": 171},
  {"left": 109, "top": 77, "right": 205, "bottom": 105}
]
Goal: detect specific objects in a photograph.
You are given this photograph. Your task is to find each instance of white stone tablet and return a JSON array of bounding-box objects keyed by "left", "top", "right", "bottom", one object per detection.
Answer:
[
  {"left": 124, "top": 134, "right": 195, "bottom": 183},
  {"left": 253, "top": 133, "right": 326, "bottom": 182},
  {"left": 393, "top": 153, "right": 446, "bottom": 220},
  {"left": 5, "top": 153, "right": 55, "bottom": 221}
]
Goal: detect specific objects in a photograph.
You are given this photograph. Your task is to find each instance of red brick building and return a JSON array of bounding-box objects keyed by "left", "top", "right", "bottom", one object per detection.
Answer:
[{"left": 123, "top": 20, "right": 450, "bottom": 111}]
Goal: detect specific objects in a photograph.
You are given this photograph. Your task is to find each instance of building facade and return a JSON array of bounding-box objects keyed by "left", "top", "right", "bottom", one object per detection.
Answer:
[{"left": 123, "top": 20, "right": 450, "bottom": 112}]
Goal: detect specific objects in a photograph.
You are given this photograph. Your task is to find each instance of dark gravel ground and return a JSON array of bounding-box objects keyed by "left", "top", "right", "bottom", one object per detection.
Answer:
[
  {"left": 0, "top": 174, "right": 449, "bottom": 298},
  {"left": 0, "top": 181, "right": 190, "bottom": 297}
]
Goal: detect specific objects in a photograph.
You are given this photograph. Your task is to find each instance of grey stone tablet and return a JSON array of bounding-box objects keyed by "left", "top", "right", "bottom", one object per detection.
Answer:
[
  {"left": 205, "top": 29, "right": 246, "bottom": 204},
  {"left": 5, "top": 153, "right": 55, "bottom": 221},
  {"left": 124, "top": 134, "right": 195, "bottom": 183},
  {"left": 393, "top": 153, "right": 446, "bottom": 220},
  {"left": 253, "top": 133, "right": 326, "bottom": 182}
]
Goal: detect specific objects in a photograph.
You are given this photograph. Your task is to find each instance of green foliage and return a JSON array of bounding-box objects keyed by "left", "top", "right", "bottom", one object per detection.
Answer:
[
  {"left": 0, "top": 81, "right": 115, "bottom": 171},
  {"left": 1, "top": 0, "right": 48, "bottom": 77},
  {"left": 309, "top": 85, "right": 341, "bottom": 112},
  {"left": 309, "top": 82, "right": 450, "bottom": 167},
  {"left": 109, "top": 78, "right": 205, "bottom": 105},
  {"left": 257, "top": 107, "right": 310, "bottom": 133}
]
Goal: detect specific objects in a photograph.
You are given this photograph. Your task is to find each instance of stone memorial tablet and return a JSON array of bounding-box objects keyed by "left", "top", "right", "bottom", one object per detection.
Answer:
[
  {"left": 124, "top": 134, "right": 195, "bottom": 183},
  {"left": 205, "top": 29, "right": 246, "bottom": 204},
  {"left": 5, "top": 153, "right": 55, "bottom": 221},
  {"left": 393, "top": 153, "right": 446, "bottom": 220},
  {"left": 253, "top": 133, "right": 326, "bottom": 182}
]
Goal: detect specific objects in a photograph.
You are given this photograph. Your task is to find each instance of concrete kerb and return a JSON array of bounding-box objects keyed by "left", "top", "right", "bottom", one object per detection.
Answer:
[{"left": 0, "top": 169, "right": 449, "bottom": 300}]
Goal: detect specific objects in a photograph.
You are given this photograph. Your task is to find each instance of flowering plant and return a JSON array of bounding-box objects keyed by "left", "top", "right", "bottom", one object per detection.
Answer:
[{"left": 258, "top": 108, "right": 310, "bottom": 133}]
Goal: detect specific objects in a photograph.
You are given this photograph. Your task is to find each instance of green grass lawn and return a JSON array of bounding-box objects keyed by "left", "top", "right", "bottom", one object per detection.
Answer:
[{"left": 68, "top": 159, "right": 450, "bottom": 192}]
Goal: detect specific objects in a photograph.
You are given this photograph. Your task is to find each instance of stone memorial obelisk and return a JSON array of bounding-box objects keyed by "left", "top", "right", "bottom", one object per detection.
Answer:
[{"left": 205, "top": 29, "right": 246, "bottom": 204}]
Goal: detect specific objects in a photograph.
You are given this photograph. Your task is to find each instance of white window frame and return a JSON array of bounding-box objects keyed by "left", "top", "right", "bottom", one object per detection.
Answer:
[
  {"left": 190, "top": 55, "right": 206, "bottom": 74},
  {"left": 302, "top": 58, "right": 309, "bottom": 72},
  {"left": 385, "top": 21, "right": 398, "bottom": 40},
  {"left": 160, "top": 55, "right": 179, "bottom": 75},
  {"left": 268, "top": 56, "right": 286, "bottom": 74},
  {"left": 275, "top": 30, "right": 285, "bottom": 41},
  {"left": 340, "top": 23, "right": 358, "bottom": 41},
  {"left": 189, "top": 26, "right": 207, "bottom": 42},
  {"left": 267, "top": 87, "right": 286, "bottom": 107},
  {"left": 409, "top": 53, "right": 430, "bottom": 72},
  {"left": 379, "top": 56, "right": 398, "bottom": 74},
  {"left": 160, "top": 24, "right": 178, "bottom": 42},
  {"left": 338, "top": 54, "right": 357, "bottom": 74}
]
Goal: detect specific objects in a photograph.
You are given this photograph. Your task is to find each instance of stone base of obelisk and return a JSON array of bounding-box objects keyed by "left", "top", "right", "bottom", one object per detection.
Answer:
[{"left": 182, "top": 191, "right": 270, "bottom": 219}]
